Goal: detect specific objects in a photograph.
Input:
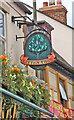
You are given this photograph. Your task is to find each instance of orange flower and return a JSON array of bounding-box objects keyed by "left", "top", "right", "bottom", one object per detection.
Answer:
[
  {"left": 2, "top": 61, "right": 6, "bottom": 65},
  {"left": 42, "top": 87, "right": 45, "bottom": 89},
  {"left": 4, "top": 61, "right": 6, "bottom": 65},
  {"left": 32, "top": 80, "right": 34, "bottom": 83},
  {"left": 40, "top": 85, "right": 44, "bottom": 87},
  {"left": 0, "top": 55, "right": 4, "bottom": 60},
  {"left": 0, "top": 56, "right": 2, "bottom": 59},
  {"left": 14, "top": 68, "right": 16, "bottom": 70},
  {"left": 17, "top": 73, "right": 20, "bottom": 77},
  {"left": 14, "top": 73, "right": 16, "bottom": 75},
  {"left": 4, "top": 55, "right": 7, "bottom": 59},
  {"left": 12, "top": 69, "right": 14, "bottom": 72},
  {"left": 12, "top": 68, "right": 16, "bottom": 72},
  {"left": 16, "top": 68, "right": 20, "bottom": 72},
  {"left": 32, "top": 83, "right": 35, "bottom": 86}
]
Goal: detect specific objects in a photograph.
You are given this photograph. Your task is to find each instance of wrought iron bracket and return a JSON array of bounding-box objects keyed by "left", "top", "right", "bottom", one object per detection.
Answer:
[
  {"left": 12, "top": 16, "right": 50, "bottom": 41},
  {"left": 12, "top": 16, "right": 34, "bottom": 23},
  {"left": 16, "top": 35, "right": 25, "bottom": 41},
  {"left": 16, "top": 28, "right": 42, "bottom": 41},
  {"left": 12, "top": 16, "right": 35, "bottom": 29},
  {"left": 18, "top": 21, "right": 34, "bottom": 28}
]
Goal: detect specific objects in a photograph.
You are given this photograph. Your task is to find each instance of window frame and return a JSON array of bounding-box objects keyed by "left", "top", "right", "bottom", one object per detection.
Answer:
[
  {"left": 59, "top": 79, "right": 69, "bottom": 101},
  {"left": 0, "top": 9, "right": 6, "bottom": 39},
  {"left": 0, "top": 9, "right": 6, "bottom": 55},
  {"left": 44, "top": 66, "right": 58, "bottom": 101},
  {"left": 57, "top": 74, "right": 69, "bottom": 108}
]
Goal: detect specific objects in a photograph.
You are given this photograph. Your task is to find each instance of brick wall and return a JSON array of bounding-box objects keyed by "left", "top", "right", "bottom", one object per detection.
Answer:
[{"left": 39, "top": 5, "right": 67, "bottom": 24}]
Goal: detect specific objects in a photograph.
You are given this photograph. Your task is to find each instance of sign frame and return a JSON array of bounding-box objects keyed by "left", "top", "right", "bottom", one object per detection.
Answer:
[{"left": 20, "top": 32, "right": 55, "bottom": 70}]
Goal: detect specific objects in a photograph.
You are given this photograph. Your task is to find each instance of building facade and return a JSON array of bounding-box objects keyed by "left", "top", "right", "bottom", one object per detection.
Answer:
[
  {"left": 0, "top": 0, "right": 74, "bottom": 118},
  {"left": 24, "top": 2, "right": 74, "bottom": 111}
]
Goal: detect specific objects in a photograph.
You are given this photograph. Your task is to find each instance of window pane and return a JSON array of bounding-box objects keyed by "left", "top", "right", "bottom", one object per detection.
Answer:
[
  {"left": 59, "top": 80, "right": 68, "bottom": 101},
  {"left": 49, "top": 72, "right": 57, "bottom": 86},
  {"left": 59, "top": 83, "right": 68, "bottom": 100},
  {"left": 0, "top": 12, "right": 4, "bottom": 37},
  {"left": 40, "top": 70, "right": 44, "bottom": 80}
]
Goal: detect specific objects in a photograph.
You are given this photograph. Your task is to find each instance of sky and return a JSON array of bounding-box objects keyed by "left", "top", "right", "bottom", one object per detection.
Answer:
[{"left": 20, "top": 0, "right": 74, "bottom": 27}]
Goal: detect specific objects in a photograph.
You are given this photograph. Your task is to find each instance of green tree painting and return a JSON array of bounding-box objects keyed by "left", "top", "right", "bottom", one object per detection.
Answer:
[{"left": 28, "top": 34, "right": 48, "bottom": 59}]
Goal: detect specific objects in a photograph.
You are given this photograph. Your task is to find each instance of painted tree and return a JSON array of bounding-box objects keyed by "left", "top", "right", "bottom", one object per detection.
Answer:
[{"left": 28, "top": 34, "right": 48, "bottom": 59}]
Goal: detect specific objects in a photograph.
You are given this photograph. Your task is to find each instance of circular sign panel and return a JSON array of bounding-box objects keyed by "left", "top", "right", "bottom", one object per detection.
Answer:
[{"left": 20, "top": 32, "right": 55, "bottom": 70}]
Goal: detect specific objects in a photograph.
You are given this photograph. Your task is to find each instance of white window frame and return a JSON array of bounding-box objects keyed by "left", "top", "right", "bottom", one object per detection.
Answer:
[
  {"left": 0, "top": 9, "right": 6, "bottom": 39},
  {"left": 0, "top": 9, "right": 6, "bottom": 54}
]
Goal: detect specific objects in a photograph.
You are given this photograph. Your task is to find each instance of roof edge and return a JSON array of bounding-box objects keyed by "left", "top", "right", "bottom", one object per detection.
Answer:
[
  {"left": 13, "top": 0, "right": 32, "bottom": 15},
  {"left": 24, "top": 3, "right": 74, "bottom": 30}
]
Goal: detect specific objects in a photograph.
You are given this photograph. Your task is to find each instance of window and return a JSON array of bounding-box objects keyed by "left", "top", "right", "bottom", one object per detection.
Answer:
[
  {"left": 40, "top": 70, "right": 44, "bottom": 80},
  {"left": 59, "top": 79, "right": 68, "bottom": 107},
  {"left": 0, "top": 10, "right": 6, "bottom": 55},
  {"left": 0, "top": 10, "right": 5, "bottom": 37}
]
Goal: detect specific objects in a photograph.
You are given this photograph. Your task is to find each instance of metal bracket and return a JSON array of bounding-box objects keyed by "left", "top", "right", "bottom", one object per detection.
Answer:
[
  {"left": 12, "top": 16, "right": 34, "bottom": 23},
  {"left": 16, "top": 35, "right": 26, "bottom": 41},
  {"left": 18, "top": 21, "right": 34, "bottom": 28},
  {"left": 12, "top": 16, "right": 35, "bottom": 29},
  {"left": 12, "top": 16, "right": 50, "bottom": 41},
  {"left": 16, "top": 28, "right": 42, "bottom": 41}
]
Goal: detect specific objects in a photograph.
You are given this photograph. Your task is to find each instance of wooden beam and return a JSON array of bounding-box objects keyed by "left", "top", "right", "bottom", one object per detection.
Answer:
[
  {"left": 56, "top": 73, "right": 60, "bottom": 103},
  {"left": 64, "top": 80, "right": 69, "bottom": 108},
  {"left": 44, "top": 66, "right": 50, "bottom": 94}
]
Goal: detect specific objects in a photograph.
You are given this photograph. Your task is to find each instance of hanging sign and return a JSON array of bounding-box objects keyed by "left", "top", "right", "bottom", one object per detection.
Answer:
[{"left": 20, "top": 32, "right": 55, "bottom": 70}]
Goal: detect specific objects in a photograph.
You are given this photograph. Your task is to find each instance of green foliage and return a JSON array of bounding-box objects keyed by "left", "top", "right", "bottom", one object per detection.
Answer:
[{"left": 0, "top": 55, "right": 50, "bottom": 118}]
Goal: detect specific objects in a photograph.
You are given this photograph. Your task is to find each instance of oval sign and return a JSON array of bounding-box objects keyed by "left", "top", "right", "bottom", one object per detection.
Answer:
[{"left": 20, "top": 32, "right": 55, "bottom": 70}]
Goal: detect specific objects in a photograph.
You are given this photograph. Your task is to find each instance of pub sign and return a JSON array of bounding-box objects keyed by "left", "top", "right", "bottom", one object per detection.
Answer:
[{"left": 20, "top": 21, "right": 55, "bottom": 70}]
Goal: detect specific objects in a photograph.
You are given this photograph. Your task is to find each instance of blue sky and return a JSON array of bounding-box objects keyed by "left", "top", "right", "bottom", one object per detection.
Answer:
[{"left": 20, "top": 0, "right": 73, "bottom": 27}]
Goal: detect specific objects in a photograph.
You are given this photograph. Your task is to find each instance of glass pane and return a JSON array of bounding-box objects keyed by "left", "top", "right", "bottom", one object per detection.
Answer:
[
  {"left": 0, "top": 12, "right": 4, "bottom": 37},
  {"left": 59, "top": 80, "right": 68, "bottom": 101},
  {"left": 0, "top": 12, "right": 2, "bottom": 18},
  {"left": 59, "top": 83, "right": 68, "bottom": 100}
]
